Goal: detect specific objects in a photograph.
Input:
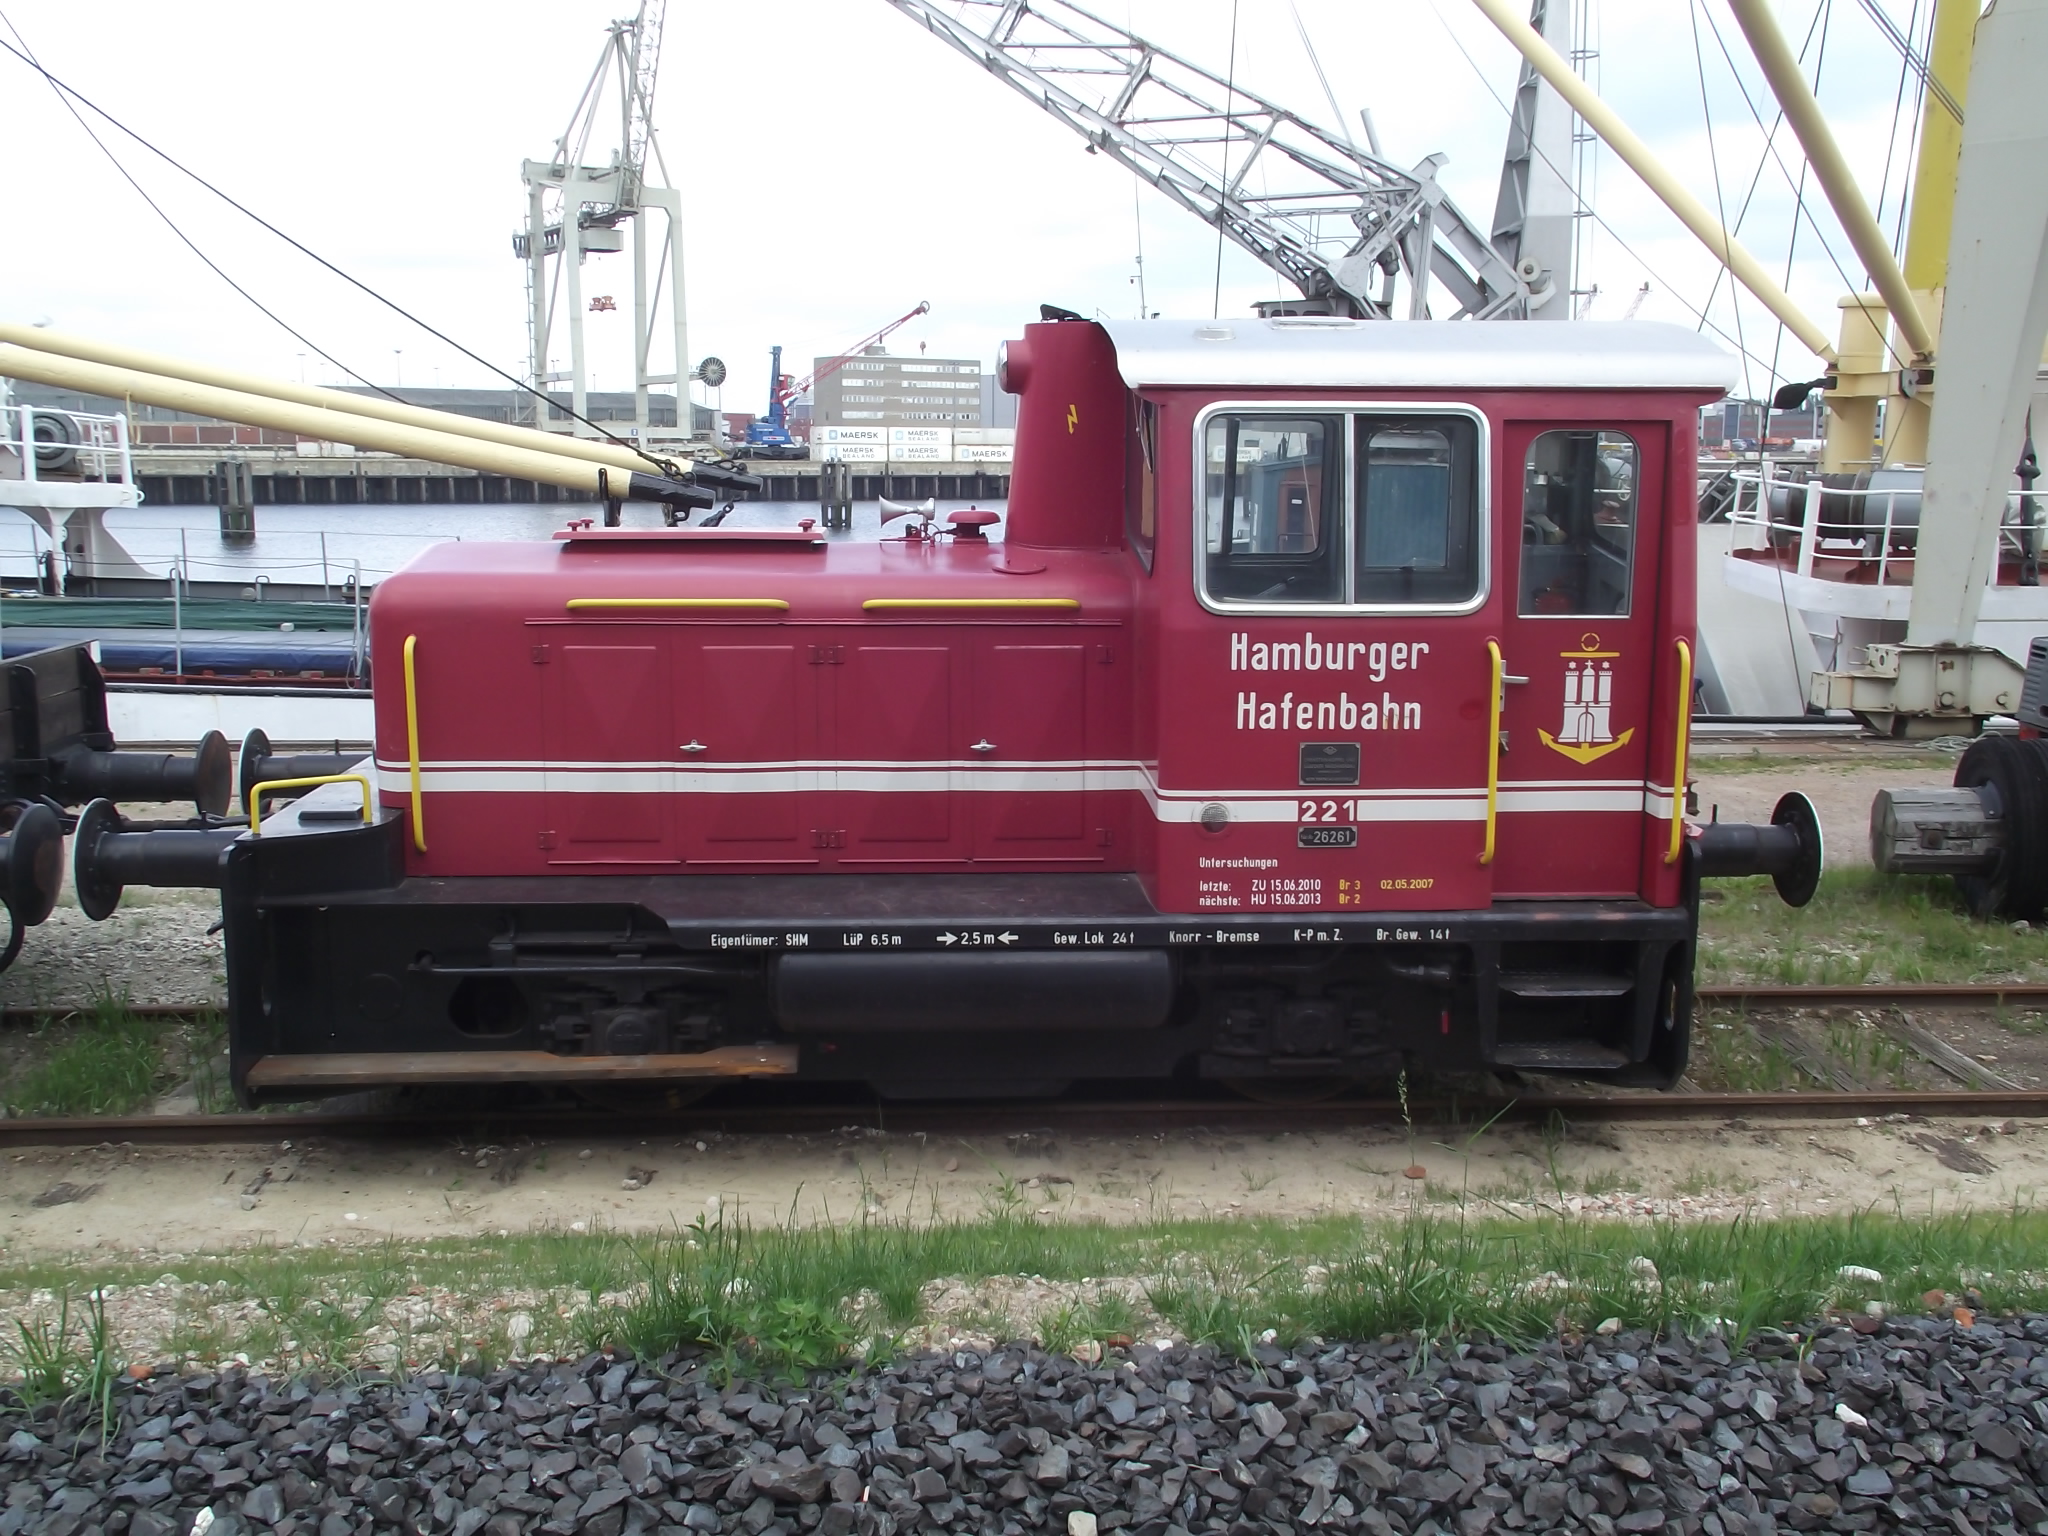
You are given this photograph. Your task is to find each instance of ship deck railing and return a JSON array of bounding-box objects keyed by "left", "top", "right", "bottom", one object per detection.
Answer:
[{"left": 1722, "top": 466, "right": 2042, "bottom": 589}]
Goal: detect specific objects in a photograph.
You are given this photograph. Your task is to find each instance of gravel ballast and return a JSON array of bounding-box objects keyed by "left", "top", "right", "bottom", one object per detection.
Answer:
[{"left": 6, "top": 1317, "right": 2048, "bottom": 1536}]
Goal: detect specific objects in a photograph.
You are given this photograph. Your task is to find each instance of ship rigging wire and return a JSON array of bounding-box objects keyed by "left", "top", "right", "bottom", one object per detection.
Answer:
[
  {"left": 1869, "top": 0, "right": 1923, "bottom": 257},
  {"left": 1425, "top": 1, "right": 1787, "bottom": 379},
  {"left": 1691, "top": 0, "right": 1911, "bottom": 374},
  {"left": 0, "top": 11, "right": 400, "bottom": 408},
  {"left": 0, "top": 30, "right": 677, "bottom": 475},
  {"left": 1690, "top": 0, "right": 1755, "bottom": 397}
]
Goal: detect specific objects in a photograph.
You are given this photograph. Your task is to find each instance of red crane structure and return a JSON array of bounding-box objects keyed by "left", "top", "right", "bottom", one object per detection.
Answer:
[{"left": 743, "top": 302, "right": 933, "bottom": 458}]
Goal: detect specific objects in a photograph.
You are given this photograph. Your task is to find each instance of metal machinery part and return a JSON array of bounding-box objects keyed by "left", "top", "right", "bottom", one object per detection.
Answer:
[
  {"left": 2023, "top": 635, "right": 2048, "bottom": 730},
  {"left": 30, "top": 409, "right": 77, "bottom": 472},
  {"left": 238, "top": 730, "right": 368, "bottom": 814},
  {"left": 70, "top": 798, "right": 242, "bottom": 924},
  {"left": 885, "top": 1, "right": 1532, "bottom": 321},
  {"left": 1695, "top": 792, "right": 1825, "bottom": 909},
  {"left": 1871, "top": 639, "right": 2048, "bottom": 919},
  {"left": 0, "top": 643, "right": 231, "bottom": 815},
  {"left": 1873, "top": 736, "right": 2048, "bottom": 920}
]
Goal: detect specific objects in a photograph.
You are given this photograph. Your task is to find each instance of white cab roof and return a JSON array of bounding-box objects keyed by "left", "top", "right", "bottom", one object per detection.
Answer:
[{"left": 1098, "top": 317, "right": 1738, "bottom": 394}]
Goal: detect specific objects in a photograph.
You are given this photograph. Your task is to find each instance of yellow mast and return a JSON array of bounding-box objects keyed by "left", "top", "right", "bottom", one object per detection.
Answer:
[
  {"left": 1903, "top": 0, "right": 1976, "bottom": 290},
  {"left": 1880, "top": 0, "right": 1977, "bottom": 464}
]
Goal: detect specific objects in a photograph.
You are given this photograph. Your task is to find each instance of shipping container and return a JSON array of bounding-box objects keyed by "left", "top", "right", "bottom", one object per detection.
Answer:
[
  {"left": 955, "top": 443, "right": 1015, "bottom": 462},
  {"left": 951, "top": 428, "right": 1016, "bottom": 446},
  {"left": 815, "top": 425, "right": 888, "bottom": 446},
  {"left": 820, "top": 444, "right": 887, "bottom": 463},
  {"left": 889, "top": 427, "right": 954, "bottom": 447},
  {"left": 889, "top": 444, "right": 949, "bottom": 463}
]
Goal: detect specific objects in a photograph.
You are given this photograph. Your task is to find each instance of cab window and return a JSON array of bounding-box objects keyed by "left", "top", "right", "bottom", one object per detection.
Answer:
[
  {"left": 1126, "top": 397, "right": 1159, "bottom": 572},
  {"left": 1202, "top": 415, "right": 1342, "bottom": 603},
  {"left": 1355, "top": 415, "right": 1482, "bottom": 604},
  {"left": 1519, "top": 430, "right": 1638, "bottom": 616}
]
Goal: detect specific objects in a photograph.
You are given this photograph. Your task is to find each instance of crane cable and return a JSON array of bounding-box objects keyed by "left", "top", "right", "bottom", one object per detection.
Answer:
[
  {"left": 0, "top": 30, "right": 688, "bottom": 480},
  {"left": 1212, "top": 0, "right": 1241, "bottom": 321}
]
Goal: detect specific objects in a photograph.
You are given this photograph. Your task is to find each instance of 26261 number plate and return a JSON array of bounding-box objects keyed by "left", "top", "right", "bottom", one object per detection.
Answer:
[{"left": 1296, "top": 825, "right": 1358, "bottom": 849}]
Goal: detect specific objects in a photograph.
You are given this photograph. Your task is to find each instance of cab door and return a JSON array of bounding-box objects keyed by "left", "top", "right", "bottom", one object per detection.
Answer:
[
  {"left": 969, "top": 637, "right": 1096, "bottom": 861},
  {"left": 1491, "top": 423, "right": 1669, "bottom": 896},
  {"left": 539, "top": 629, "right": 674, "bottom": 865},
  {"left": 674, "top": 637, "right": 816, "bottom": 865}
]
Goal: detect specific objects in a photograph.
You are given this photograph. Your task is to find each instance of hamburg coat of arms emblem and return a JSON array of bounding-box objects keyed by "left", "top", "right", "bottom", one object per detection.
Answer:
[{"left": 1540, "top": 634, "right": 1635, "bottom": 765}]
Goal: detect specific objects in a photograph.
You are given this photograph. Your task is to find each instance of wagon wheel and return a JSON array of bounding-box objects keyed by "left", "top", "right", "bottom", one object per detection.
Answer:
[
  {"left": 0, "top": 901, "right": 22, "bottom": 977},
  {"left": 1954, "top": 737, "right": 2048, "bottom": 921},
  {"left": 1218, "top": 1075, "right": 1357, "bottom": 1105}
]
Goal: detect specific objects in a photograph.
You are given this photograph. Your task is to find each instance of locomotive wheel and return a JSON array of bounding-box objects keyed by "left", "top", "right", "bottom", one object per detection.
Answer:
[
  {"left": 1954, "top": 737, "right": 2048, "bottom": 920},
  {"left": 1219, "top": 1076, "right": 1357, "bottom": 1105}
]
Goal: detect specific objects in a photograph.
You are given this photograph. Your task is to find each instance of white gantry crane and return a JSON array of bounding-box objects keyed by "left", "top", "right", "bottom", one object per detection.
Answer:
[
  {"left": 516, "top": 1, "right": 701, "bottom": 443},
  {"left": 885, "top": 0, "right": 1554, "bottom": 321}
]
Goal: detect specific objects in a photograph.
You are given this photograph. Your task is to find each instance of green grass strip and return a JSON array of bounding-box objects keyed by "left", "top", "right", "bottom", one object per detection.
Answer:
[{"left": 7, "top": 1209, "right": 2047, "bottom": 1381}]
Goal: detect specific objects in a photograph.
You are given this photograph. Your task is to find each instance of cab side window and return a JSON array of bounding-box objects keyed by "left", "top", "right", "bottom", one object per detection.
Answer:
[
  {"left": 1202, "top": 415, "right": 1343, "bottom": 603},
  {"left": 1355, "top": 415, "right": 1481, "bottom": 604},
  {"left": 1126, "top": 397, "right": 1159, "bottom": 572},
  {"left": 1519, "top": 430, "right": 1638, "bottom": 617}
]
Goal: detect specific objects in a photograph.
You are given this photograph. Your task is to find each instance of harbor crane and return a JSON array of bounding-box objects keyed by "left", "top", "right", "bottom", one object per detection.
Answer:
[
  {"left": 884, "top": 0, "right": 1547, "bottom": 321},
  {"left": 745, "top": 302, "right": 932, "bottom": 458},
  {"left": 515, "top": 1, "right": 705, "bottom": 443}
]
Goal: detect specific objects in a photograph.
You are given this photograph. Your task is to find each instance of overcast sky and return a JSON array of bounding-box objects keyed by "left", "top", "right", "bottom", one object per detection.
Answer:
[{"left": 0, "top": 0, "right": 1937, "bottom": 415}]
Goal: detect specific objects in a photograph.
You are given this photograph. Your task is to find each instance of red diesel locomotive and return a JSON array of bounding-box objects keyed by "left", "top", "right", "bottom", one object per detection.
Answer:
[{"left": 76, "top": 313, "right": 1819, "bottom": 1103}]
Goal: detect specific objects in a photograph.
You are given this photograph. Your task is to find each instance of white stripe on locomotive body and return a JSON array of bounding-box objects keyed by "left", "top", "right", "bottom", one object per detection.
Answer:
[{"left": 372, "top": 760, "right": 1682, "bottom": 822}]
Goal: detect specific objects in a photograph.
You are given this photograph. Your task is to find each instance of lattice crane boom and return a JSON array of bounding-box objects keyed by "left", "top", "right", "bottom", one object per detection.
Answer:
[
  {"left": 624, "top": 0, "right": 666, "bottom": 190},
  {"left": 884, "top": 0, "right": 1536, "bottom": 319}
]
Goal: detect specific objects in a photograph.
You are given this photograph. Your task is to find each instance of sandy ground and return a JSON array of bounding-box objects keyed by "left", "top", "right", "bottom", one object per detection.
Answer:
[
  {"left": 1, "top": 1113, "right": 2041, "bottom": 1261},
  {"left": 1690, "top": 749, "right": 1961, "bottom": 869},
  {"left": 0, "top": 886, "right": 224, "bottom": 1011}
]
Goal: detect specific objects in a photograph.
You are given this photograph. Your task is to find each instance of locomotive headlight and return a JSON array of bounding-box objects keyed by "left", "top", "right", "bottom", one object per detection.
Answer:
[
  {"left": 1199, "top": 803, "right": 1231, "bottom": 832},
  {"left": 996, "top": 338, "right": 1031, "bottom": 394}
]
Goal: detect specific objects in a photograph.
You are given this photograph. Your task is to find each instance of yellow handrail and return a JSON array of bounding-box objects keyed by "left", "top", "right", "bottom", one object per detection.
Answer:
[
  {"left": 249, "top": 774, "right": 373, "bottom": 835},
  {"left": 1481, "top": 639, "right": 1504, "bottom": 865},
  {"left": 1666, "top": 637, "right": 1694, "bottom": 865},
  {"left": 861, "top": 597, "right": 1080, "bottom": 611},
  {"left": 566, "top": 597, "right": 789, "bottom": 610},
  {"left": 403, "top": 633, "right": 426, "bottom": 853}
]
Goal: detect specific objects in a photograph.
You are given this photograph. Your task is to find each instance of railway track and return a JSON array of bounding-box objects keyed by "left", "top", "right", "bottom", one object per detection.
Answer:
[
  {"left": 0, "top": 1088, "right": 2043, "bottom": 1148},
  {"left": 2, "top": 983, "right": 2043, "bottom": 1147}
]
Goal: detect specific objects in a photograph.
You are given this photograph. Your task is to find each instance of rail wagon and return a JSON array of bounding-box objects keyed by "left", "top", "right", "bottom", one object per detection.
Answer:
[{"left": 78, "top": 313, "right": 1820, "bottom": 1104}]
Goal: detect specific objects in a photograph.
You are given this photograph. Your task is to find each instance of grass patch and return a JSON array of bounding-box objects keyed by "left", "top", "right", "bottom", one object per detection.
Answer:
[
  {"left": 1685, "top": 1006, "right": 1807, "bottom": 1091},
  {"left": 6, "top": 1207, "right": 2048, "bottom": 1382},
  {"left": 0, "top": 997, "right": 226, "bottom": 1117},
  {"left": 5, "top": 1287, "right": 121, "bottom": 1433},
  {"left": 1699, "top": 867, "right": 2048, "bottom": 986}
]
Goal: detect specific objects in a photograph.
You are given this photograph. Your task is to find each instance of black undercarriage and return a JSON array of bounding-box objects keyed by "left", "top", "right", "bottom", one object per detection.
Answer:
[{"left": 220, "top": 816, "right": 1699, "bottom": 1106}]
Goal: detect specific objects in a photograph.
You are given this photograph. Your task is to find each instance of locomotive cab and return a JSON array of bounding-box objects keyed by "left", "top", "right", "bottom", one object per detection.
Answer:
[{"left": 80, "top": 313, "right": 1818, "bottom": 1103}]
